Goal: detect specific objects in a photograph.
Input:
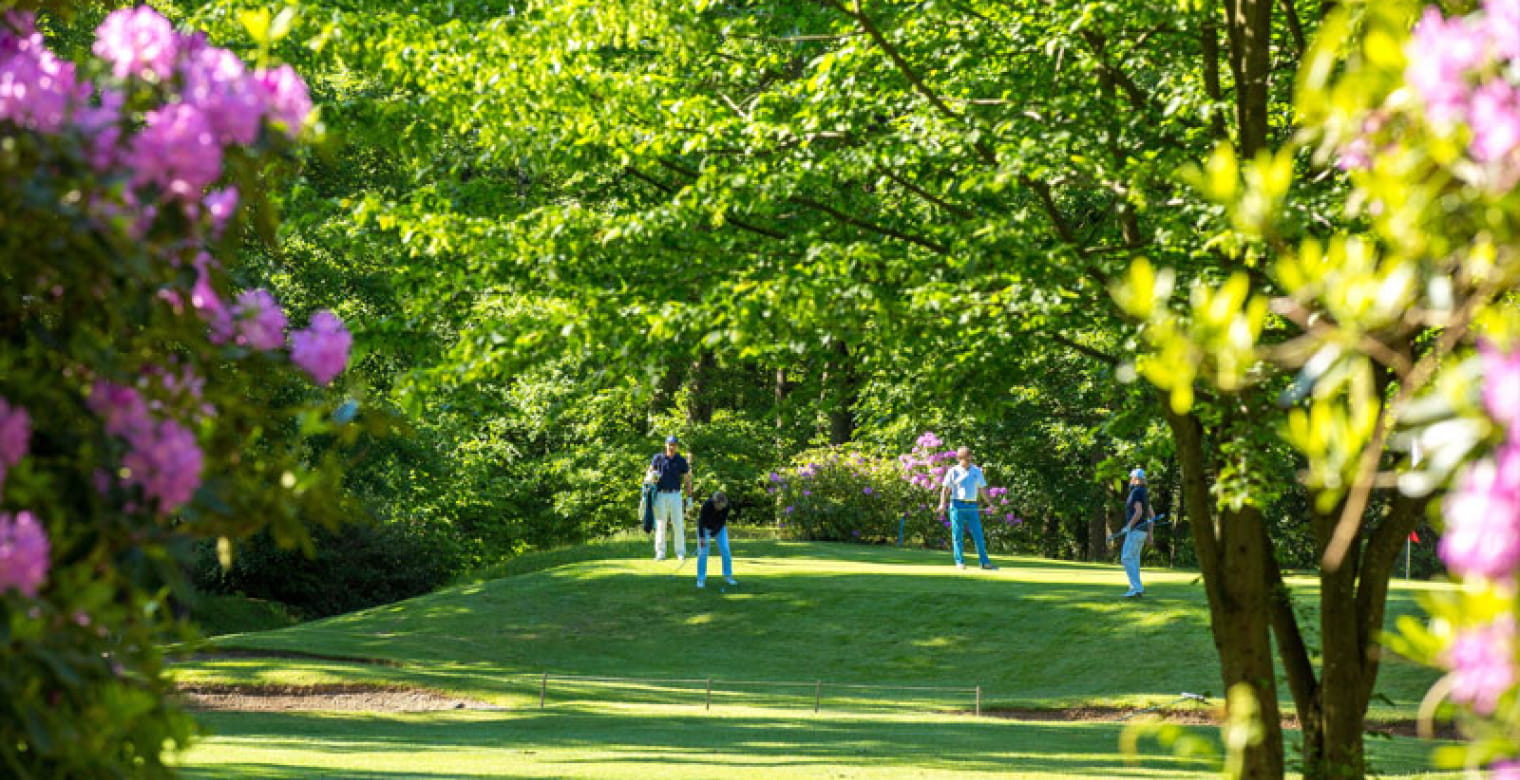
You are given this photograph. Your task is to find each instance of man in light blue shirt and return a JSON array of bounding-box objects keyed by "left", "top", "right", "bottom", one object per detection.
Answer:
[{"left": 935, "top": 446, "right": 998, "bottom": 571}]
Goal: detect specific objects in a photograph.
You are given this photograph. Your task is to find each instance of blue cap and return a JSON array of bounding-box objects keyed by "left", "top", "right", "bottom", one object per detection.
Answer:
[
  {"left": 1130, "top": 468, "right": 1146, "bottom": 479},
  {"left": 666, "top": 435, "right": 680, "bottom": 445}
]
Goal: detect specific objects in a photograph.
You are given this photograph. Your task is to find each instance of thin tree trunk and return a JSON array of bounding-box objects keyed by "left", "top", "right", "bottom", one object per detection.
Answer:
[
  {"left": 823, "top": 340, "right": 857, "bottom": 445},
  {"left": 1167, "top": 407, "right": 1283, "bottom": 778},
  {"left": 686, "top": 350, "right": 715, "bottom": 424}
]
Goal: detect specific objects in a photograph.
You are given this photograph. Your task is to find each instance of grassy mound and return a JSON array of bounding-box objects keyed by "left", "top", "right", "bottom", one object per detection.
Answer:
[{"left": 172, "top": 539, "right": 1457, "bottom": 778}]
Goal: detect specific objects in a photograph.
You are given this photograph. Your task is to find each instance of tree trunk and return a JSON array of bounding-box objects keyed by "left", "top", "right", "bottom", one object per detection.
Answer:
[
  {"left": 1166, "top": 407, "right": 1283, "bottom": 778},
  {"left": 1225, "top": 0, "right": 1273, "bottom": 157},
  {"left": 685, "top": 350, "right": 715, "bottom": 424},
  {"left": 822, "top": 339, "right": 857, "bottom": 445}
]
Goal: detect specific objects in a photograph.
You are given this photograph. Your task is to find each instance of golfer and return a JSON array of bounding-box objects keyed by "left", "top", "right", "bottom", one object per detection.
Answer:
[
  {"left": 935, "top": 446, "right": 998, "bottom": 571},
  {"left": 648, "top": 435, "right": 691, "bottom": 562},
  {"left": 1119, "top": 468, "right": 1156, "bottom": 598},
  {"left": 695, "top": 491, "right": 737, "bottom": 589}
]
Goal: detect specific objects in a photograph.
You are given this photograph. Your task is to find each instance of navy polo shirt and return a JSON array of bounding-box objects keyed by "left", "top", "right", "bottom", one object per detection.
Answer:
[{"left": 651, "top": 452, "right": 689, "bottom": 492}]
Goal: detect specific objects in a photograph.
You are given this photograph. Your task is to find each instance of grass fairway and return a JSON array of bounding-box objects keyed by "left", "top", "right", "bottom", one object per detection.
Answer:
[{"left": 173, "top": 538, "right": 1458, "bottom": 778}]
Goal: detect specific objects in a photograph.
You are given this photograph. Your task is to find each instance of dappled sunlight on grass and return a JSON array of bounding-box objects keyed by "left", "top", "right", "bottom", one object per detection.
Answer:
[{"left": 173, "top": 538, "right": 1459, "bottom": 776}]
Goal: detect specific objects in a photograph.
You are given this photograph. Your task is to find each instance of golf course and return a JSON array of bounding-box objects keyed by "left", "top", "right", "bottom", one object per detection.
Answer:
[{"left": 170, "top": 536, "right": 1459, "bottom": 778}]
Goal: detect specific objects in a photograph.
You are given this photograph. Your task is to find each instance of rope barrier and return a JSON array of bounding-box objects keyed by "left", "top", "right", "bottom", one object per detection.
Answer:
[{"left": 514, "top": 671, "right": 984, "bottom": 715}]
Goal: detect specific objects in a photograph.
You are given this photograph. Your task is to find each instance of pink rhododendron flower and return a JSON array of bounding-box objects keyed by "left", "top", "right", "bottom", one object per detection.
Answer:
[
  {"left": 0, "top": 511, "right": 48, "bottom": 596},
  {"left": 256, "top": 64, "right": 312, "bottom": 139},
  {"left": 191, "top": 253, "right": 233, "bottom": 342},
  {"left": 93, "top": 6, "right": 180, "bottom": 81},
  {"left": 87, "top": 381, "right": 151, "bottom": 439},
  {"left": 290, "top": 310, "right": 352, "bottom": 385},
  {"left": 204, "top": 186, "right": 238, "bottom": 236},
  {"left": 0, "top": 17, "right": 82, "bottom": 133},
  {"left": 1493, "top": 760, "right": 1520, "bottom": 780},
  {"left": 130, "top": 103, "right": 222, "bottom": 198},
  {"left": 74, "top": 88, "right": 125, "bottom": 172},
  {"left": 121, "top": 418, "right": 202, "bottom": 511},
  {"left": 1440, "top": 444, "right": 1520, "bottom": 580},
  {"left": 915, "top": 432, "right": 943, "bottom": 450},
  {"left": 1442, "top": 615, "right": 1517, "bottom": 715},
  {"left": 1488, "top": 0, "right": 1520, "bottom": 61},
  {"left": 233, "top": 288, "right": 287, "bottom": 351},
  {"left": 180, "top": 43, "right": 264, "bottom": 146},
  {"left": 1480, "top": 340, "right": 1520, "bottom": 438},
  {"left": 1405, "top": 9, "right": 1490, "bottom": 127},
  {"left": 1468, "top": 80, "right": 1520, "bottom": 178},
  {"left": 0, "top": 398, "right": 30, "bottom": 468}
]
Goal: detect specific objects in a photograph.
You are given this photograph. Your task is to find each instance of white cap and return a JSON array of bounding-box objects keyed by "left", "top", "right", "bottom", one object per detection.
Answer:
[{"left": 1130, "top": 468, "right": 1146, "bottom": 479}]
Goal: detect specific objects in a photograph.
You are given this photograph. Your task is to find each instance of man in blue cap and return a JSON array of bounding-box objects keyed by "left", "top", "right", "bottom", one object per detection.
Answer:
[
  {"left": 647, "top": 435, "right": 692, "bottom": 561},
  {"left": 1119, "top": 467, "right": 1156, "bottom": 598}
]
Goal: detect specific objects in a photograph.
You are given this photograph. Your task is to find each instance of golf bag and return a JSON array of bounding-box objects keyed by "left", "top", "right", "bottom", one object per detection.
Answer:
[{"left": 639, "top": 482, "right": 657, "bottom": 533}]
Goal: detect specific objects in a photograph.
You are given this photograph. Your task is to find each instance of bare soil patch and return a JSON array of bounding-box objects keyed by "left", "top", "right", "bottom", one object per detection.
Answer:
[{"left": 179, "top": 683, "right": 495, "bottom": 712}]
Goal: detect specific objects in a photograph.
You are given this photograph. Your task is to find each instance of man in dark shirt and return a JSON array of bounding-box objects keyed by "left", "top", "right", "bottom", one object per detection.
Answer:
[
  {"left": 648, "top": 435, "right": 691, "bottom": 561},
  {"left": 1120, "top": 468, "right": 1155, "bottom": 598},
  {"left": 695, "top": 492, "right": 736, "bottom": 588}
]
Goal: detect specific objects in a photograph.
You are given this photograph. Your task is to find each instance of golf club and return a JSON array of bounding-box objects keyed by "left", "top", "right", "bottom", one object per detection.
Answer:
[{"left": 1107, "top": 513, "right": 1169, "bottom": 542}]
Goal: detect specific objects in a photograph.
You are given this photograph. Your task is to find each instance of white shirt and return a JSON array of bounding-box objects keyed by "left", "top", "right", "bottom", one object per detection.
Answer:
[{"left": 943, "top": 464, "right": 987, "bottom": 502}]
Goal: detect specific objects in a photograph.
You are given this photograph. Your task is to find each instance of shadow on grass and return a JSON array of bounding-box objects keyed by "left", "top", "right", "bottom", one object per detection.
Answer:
[{"left": 180, "top": 708, "right": 1222, "bottom": 779}]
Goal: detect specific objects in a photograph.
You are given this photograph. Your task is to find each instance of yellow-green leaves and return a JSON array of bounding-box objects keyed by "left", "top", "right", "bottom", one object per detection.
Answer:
[{"left": 1115, "top": 263, "right": 1267, "bottom": 414}]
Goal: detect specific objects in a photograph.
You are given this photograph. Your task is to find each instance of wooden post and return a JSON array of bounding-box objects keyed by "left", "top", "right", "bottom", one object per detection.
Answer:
[
  {"left": 814, "top": 680, "right": 822, "bottom": 714},
  {"left": 706, "top": 678, "right": 712, "bottom": 711},
  {"left": 540, "top": 673, "right": 548, "bottom": 709}
]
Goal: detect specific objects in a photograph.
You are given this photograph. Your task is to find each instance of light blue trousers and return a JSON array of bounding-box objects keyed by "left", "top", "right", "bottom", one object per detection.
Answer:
[
  {"left": 697, "top": 527, "right": 732, "bottom": 583},
  {"left": 1121, "top": 530, "right": 1148, "bottom": 593},
  {"left": 950, "top": 503, "right": 991, "bottom": 567}
]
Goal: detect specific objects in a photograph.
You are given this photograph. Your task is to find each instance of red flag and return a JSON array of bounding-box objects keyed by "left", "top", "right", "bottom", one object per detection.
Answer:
[{"left": 1409, "top": 531, "right": 1420, "bottom": 543}]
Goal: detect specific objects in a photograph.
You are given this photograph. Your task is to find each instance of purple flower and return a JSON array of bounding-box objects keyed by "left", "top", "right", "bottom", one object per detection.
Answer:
[
  {"left": 915, "top": 432, "right": 942, "bottom": 450},
  {"left": 784, "top": 506, "right": 794, "bottom": 513},
  {"left": 87, "top": 381, "right": 151, "bottom": 439},
  {"left": 130, "top": 102, "right": 222, "bottom": 198},
  {"left": 122, "top": 418, "right": 202, "bottom": 511},
  {"left": 204, "top": 186, "right": 239, "bottom": 236},
  {"left": 0, "top": 17, "right": 81, "bottom": 133},
  {"left": 1480, "top": 340, "right": 1520, "bottom": 437},
  {"left": 257, "top": 64, "right": 312, "bottom": 139},
  {"left": 1492, "top": 760, "right": 1520, "bottom": 780},
  {"left": 93, "top": 7, "right": 180, "bottom": 82},
  {"left": 768, "top": 471, "right": 783, "bottom": 482},
  {"left": 1486, "top": 0, "right": 1520, "bottom": 61},
  {"left": 0, "top": 511, "right": 49, "bottom": 597},
  {"left": 1468, "top": 80, "right": 1520, "bottom": 167},
  {"left": 180, "top": 42, "right": 264, "bottom": 145},
  {"left": 1442, "top": 615, "right": 1516, "bottom": 714},
  {"left": 862, "top": 486, "right": 873, "bottom": 495},
  {"left": 0, "top": 397, "right": 31, "bottom": 468},
  {"left": 1440, "top": 444, "right": 1520, "bottom": 580},
  {"left": 290, "top": 310, "right": 353, "bottom": 386},
  {"left": 1404, "top": 9, "right": 1489, "bottom": 127},
  {"left": 802, "top": 490, "right": 811, "bottom": 496},
  {"left": 191, "top": 254, "right": 233, "bottom": 342},
  {"left": 233, "top": 288, "right": 287, "bottom": 351}
]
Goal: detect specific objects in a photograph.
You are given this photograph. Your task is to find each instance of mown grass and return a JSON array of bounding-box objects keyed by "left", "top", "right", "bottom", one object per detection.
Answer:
[{"left": 172, "top": 537, "right": 1458, "bottom": 778}]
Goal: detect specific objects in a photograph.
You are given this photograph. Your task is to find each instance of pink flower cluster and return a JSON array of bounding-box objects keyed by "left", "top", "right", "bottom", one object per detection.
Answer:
[
  {"left": 1441, "top": 615, "right": 1517, "bottom": 714},
  {"left": 1, "top": 7, "right": 313, "bottom": 214},
  {"left": 290, "top": 310, "right": 353, "bottom": 386},
  {"left": 1403, "top": 0, "right": 1520, "bottom": 186},
  {"left": 87, "top": 381, "right": 203, "bottom": 512},
  {"left": 0, "top": 511, "right": 49, "bottom": 597},
  {"left": 0, "top": 397, "right": 31, "bottom": 493},
  {"left": 1438, "top": 341, "right": 1520, "bottom": 714}
]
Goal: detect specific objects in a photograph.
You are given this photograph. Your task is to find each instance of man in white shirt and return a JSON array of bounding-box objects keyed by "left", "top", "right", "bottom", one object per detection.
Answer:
[{"left": 935, "top": 446, "right": 998, "bottom": 571}]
